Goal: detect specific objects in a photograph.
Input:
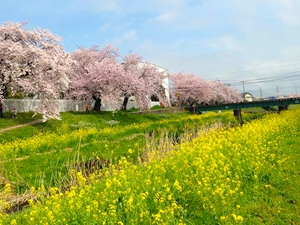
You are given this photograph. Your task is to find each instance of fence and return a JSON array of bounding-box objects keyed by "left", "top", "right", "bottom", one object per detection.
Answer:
[{"left": 1, "top": 99, "right": 159, "bottom": 112}]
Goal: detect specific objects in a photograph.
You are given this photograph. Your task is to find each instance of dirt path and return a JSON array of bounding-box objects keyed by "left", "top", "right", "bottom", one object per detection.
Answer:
[{"left": 0, "top": 119, "right": 43, "bottom": 133}]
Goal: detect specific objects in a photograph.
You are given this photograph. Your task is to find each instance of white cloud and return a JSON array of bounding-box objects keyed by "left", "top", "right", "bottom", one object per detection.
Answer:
[
  {"left": 158, "top": 0, "right": 187, "bottom": 9},
  {"left": 153, "top": 11, "right": 179, "bottom": 23},
  {"left": 111, "top": 30, "right": 137, "bottom": 46},
  {"left": 207, "top": 36, "right": 244, "bottom": 53},
  {"left": 145, "top": 0, "right": 189, "bottom": 24},
  {"left": 86, "top": 0, "right": 120, "bottom": 12},
  {"left": 280, "top": 46, "right": 300, "bottom": 60},
  {"left": 266, "top": 0, "right": 300, "bottom": 26},
  {"left": 278, "top": 12, "right": 300, "bottom": 26},
  {"left": 98, "top": 23, "right": 111, "bottom": 33},
  {"left": 121, "top": 30, "right": 137, "bottom": 41}
]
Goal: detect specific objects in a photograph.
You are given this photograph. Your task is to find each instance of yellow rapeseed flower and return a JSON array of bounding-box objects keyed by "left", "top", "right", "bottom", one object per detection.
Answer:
[{"left": 10, "top": 219, "right": 17, "bottom": 225}]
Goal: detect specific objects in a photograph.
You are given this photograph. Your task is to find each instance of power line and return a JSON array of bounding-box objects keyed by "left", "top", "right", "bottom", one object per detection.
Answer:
[
  {"left": 205, "top": 62, "right": 300, "bottom": 77},
  {"left": 220, "top": 69, "right": 300, "bottom": 82},
  {"left": 226, "top": 71, "right": 300, "bottom": 86}
]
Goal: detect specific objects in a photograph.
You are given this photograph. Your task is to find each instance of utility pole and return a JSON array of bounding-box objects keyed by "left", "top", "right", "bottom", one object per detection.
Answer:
[
  {"left": 276, "top": 86, "right": 279, "bottom": 98},
  {"left": 296, "top": 86, "right": 298, "bottom": 94},
  {"left": 242, "top": 81, "right": 245, "bottom": 93},
  {"left": 260, "top": 87, "right": 262, "bottom": 99},
  {"left": 242, "top": 81, "right": 245, "bottom": 101}
]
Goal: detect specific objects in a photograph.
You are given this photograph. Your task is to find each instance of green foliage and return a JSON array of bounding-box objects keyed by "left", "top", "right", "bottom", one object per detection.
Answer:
[
  {"left": 150, "top": 105, "right": 163, "bottom": 110},
  {"left": 5, "top": 87, "right": 24, "bottom": 99}
]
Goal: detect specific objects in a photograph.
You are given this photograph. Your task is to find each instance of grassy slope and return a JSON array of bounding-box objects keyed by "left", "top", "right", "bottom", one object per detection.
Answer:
[
  {"left": 1, "top": 109, "right": 255, "bottom": 193},
  {"left": 1, "top": 108, "right": 299, "bottom": 224}
]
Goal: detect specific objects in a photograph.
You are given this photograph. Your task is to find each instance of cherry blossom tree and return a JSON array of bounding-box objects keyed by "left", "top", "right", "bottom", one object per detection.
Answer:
[
  {"left": 170, "top": 72, "right": 212, "bottom": 107},
  {"left": 208, "top": 80, "right": 242, "bottom": 104},
  {"left": 286, "top": 93, "right": 300, "bottom": 98},
  {"left": 170, "top": 72, "right": 242, "bottom": 107},
  {"left": 69, "top": 45, "right": 127, "bottom": 107},
  {"left": 70, "top": 48, "right": 167, "bottom": 111},
  {"left": 121, "top": 53, "right": 168, "bottom": 111},
  {"left": 0, "top": 22, "right": 73, "bottom": 120}
]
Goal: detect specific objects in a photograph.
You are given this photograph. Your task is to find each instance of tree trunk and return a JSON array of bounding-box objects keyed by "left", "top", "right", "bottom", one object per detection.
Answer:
[
  {"left": 122, "top": 96, "right": 129, "bottom": 110},
  {"left": 94, "top": 97, "right": 101, "bottom": 113}
]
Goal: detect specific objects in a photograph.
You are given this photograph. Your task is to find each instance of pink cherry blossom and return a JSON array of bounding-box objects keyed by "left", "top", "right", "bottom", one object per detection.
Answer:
[
  {"left": 122, "top": 53, "right": 168, "bottom": 111},
  {"left": 0, "top": 22, "right": 73, "bottom": 120},
  {"left": 170, "top": 72, "right": 242, "bottom": 107}
]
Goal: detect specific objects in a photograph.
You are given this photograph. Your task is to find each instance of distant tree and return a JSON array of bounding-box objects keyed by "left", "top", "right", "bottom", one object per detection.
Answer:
[
  {"left": 170, "top": 73, "right": 242, "bottom": 107},
  {"left": 170, "top": 72, "right": 211, "bottom": 107},
  {"left": 0, "top": 22, "right": 73, "bottom": 120},
  {"left": 69, "top": 45, "right": 127, "bottom": 107},
  {"left": 286, "top": 93, "right": 300, "bottom": 98},
  {"left": 121, "top": 53, "right": 167, "bottom": 111},
  {"left": 208, "top": 80, "right": 242, "bottom": 104}
]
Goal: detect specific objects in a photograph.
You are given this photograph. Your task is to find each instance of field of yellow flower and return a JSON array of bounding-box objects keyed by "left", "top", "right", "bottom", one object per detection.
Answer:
[
  {"left": 1, "top": 110, "right": 251, "bottom": 192},
  {"left": 1, "top": 108, "right": 300, "bottom": 224},
  {"left": 0, "top": 112, "right": 235, "bottom": 160}
]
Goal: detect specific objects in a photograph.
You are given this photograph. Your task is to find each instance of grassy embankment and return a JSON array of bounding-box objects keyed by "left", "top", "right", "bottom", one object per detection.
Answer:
[
  {"left": 1, "top": 107, "right": 299, "bottom": 224},
  {"left": 0, "top": 108, "right": 261, "bottom": 193}
]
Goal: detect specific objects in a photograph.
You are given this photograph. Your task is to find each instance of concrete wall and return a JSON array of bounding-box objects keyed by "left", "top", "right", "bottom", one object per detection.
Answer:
[{"left": 1, "top": 99, "right": 159, "bottom": 112}]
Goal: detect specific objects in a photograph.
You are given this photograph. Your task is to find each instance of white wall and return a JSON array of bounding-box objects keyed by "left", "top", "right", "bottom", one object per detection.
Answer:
[{"left": 1, "top": 99, "right": 140, "bottom": 112}]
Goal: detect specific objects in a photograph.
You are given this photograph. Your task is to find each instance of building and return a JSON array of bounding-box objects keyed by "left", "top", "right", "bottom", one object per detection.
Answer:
[{"left": 242, "top": 92, "right": 254, "bottom": 102}]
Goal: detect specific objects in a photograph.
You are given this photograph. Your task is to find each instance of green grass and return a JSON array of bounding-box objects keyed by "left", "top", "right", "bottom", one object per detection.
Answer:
[
  {"left": 0, "top": 109, "right": 267, "bottom": 192},
  {"left": 1, "top": 107, "right": 299, "bottom": 224},
  {"left": 0, "top": 110, "right": 240, "bottom": 190},
  {"left": 0, "top": 111, "right": 42, "bottom": 129},
  {"left": 0, "top": 110, "right": 177, "bottom": 144},
  {"left": 0, "top": 108, "right": 278, "bottom": 217}
]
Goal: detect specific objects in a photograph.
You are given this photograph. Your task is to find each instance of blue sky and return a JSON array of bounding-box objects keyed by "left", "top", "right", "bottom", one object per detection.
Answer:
[{"left": 2, "top": 0, "right": 300, "bottom": 97}]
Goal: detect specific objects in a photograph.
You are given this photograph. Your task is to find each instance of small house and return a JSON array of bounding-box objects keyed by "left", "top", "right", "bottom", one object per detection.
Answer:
[{"left": 242, "top": 92, "right": 253, "bottom": 102}]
